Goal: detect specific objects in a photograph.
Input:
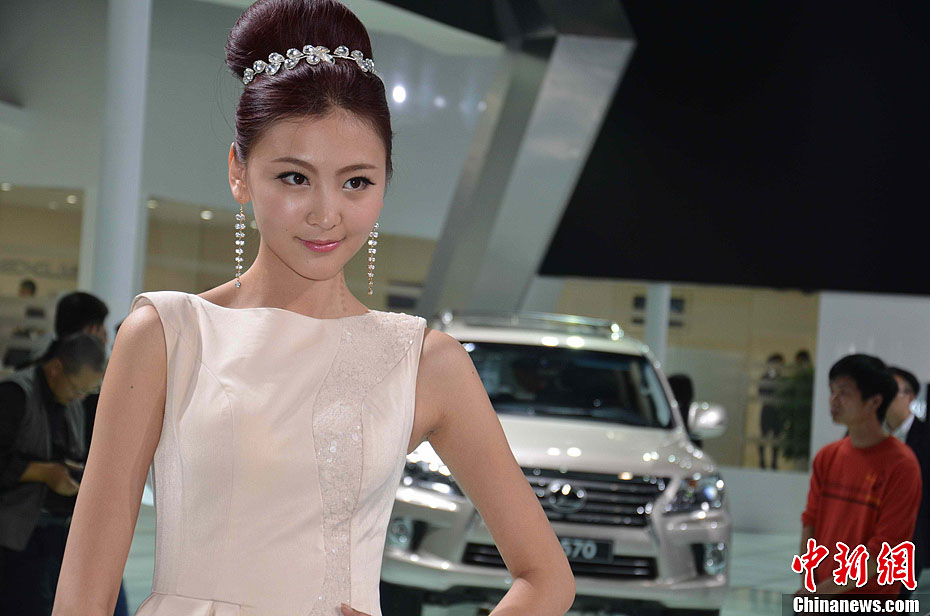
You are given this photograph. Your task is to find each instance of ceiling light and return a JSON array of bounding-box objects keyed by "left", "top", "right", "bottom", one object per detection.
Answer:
[
  {"left": 433, "top": 96, "right": 446, "bottom": 108},
  {"left": 476, "top": 100, "right": 487, "bottom": 112},
  {"left": 392, "top": 85, "right": 406, "bottom": 104},
  {"left": 0, "top": 183, "right": 11, "bottom": 191},
  {"left": 146, "top": 199, "right": 158, "bottom": 209},
  {"left": 200, "top": 210, "right": 213, "bottom": 221},
  {"left": 565, "top": 336, "right": 585, "bottom": 348},
  {"left": 65, "top": 194, "right": 78, "bottom": 204}
]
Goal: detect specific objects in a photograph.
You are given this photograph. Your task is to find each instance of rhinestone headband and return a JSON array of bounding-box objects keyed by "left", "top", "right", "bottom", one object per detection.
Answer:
[{"left": 241, "top": 45, "right": 376, "bottom": 85}]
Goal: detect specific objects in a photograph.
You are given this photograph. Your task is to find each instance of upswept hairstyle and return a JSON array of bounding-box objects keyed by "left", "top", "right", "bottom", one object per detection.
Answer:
[{"left": 225, "top": 0, "right": 393, "bottom": 178}]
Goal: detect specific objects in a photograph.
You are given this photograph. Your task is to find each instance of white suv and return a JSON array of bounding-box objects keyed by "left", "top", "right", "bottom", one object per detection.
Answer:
[{"left": 380, "top": 311, "right": 730, "bottom": 616}]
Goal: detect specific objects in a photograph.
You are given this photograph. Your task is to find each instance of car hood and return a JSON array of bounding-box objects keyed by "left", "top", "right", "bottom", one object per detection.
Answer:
[{"left": 497, "top": 414, "right": 717, "bottom": 478}]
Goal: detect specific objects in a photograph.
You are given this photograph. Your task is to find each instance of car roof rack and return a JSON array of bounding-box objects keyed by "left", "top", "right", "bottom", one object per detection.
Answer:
[{"left": 431, "top": 309, "right": 624, "bottom": 340}]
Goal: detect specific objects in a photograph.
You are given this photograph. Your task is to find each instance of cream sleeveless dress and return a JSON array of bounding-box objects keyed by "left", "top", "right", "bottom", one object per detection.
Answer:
[{"left": 127, "top": 290, "right": 426, "bottom": 616}]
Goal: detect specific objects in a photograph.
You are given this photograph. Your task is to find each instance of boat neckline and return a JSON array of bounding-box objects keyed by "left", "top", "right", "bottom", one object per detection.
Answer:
[{"left": 188, "top": 291, "right": 374, "bottom": 321}]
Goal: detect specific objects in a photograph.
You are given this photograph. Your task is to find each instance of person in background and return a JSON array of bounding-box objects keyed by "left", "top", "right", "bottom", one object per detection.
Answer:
[
  {"left": 759, "top": 353, "right": 785, "bottom": 469},
  {"left": 797, "top": 354, "right": 921, "bottom": 598},
  {"left": 18, "top": 280, "right": 37, "bottom": 299},
  {"left": 886, "top": 366, "right": 929, "bottom": 599},
  {"left": 46, "top": 292, "right": 109, "bottom": 360},
  {"left": 668, "top": 373, "right": 699, "bottom": 447},
  {"left": 14, "top": 292, "right": 109, "bottom": 371},
  {"left": 778, "top": 350, "right": 815, "bottom": 469},
  {"left": 4, "top": 292, "right": 129, "bottom": 616},
  {"left": 0, "top": 333, "right": 105, "bottom": 614}
]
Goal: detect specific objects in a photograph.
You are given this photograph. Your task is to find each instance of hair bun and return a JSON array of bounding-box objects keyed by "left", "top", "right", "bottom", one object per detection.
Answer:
[
  {"left": 225, "top": 0, "right": 373, "bottom": 79},
  {"left": 225, "top": 0, "right": 393, "bottom": 176}
]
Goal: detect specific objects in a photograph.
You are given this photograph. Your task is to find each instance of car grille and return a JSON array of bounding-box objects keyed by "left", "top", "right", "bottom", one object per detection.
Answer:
[
  {"left": 463, "top": 543, "right": 657, "bottom": 580},
  {"left": 523, "top": 468, "right": 668, "bottom": 527}
]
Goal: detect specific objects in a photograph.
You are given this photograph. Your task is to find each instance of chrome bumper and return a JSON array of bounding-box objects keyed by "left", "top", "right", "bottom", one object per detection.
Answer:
[{"left": 381, "top": 487, "right": 731, "bottom": 611}]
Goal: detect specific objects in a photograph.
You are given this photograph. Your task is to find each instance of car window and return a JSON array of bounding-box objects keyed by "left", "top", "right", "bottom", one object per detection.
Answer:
[{"left": 462, "top": 341, "right": 673, "bottom": 429}]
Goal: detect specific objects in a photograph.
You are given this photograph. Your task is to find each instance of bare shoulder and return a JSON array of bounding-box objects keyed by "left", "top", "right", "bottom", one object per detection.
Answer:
[
  {"left": 111, "top": 303, "right": 168, "bottom": 387},
  {"left": 418, "top": 327, "right": 476, "bottom": 395},
  {"left": 118, "top": 303, "right": 166, "bottom": 350},
  {"left": 421, "top": 327, "right": 471, "bottom": 368},
  {"left": 409, "top": 327, "right": 474, "bottom": 451}
]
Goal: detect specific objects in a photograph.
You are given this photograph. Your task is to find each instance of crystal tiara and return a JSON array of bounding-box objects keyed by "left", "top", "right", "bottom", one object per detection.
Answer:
[{"left": 241, "top": 45, "right": 376, "bottom": 85}]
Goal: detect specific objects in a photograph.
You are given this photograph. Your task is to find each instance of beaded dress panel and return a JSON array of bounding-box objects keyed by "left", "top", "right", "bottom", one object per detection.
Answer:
[{"left": 128, "top": 291, "right": 426, "bottom": 616}]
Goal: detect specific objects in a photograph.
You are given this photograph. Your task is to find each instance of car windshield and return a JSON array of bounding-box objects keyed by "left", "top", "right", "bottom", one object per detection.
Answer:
[{"left": 462, "top": 341, "right": 674, "bottom": 429}]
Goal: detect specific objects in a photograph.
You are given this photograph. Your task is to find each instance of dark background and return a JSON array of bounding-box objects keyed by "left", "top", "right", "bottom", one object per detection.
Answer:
[
  {"left": 385, "top": 1, "right": 930, "bottom": 294},
  {"left": 541, "top": 1, "right": 930, "bottom": 294}
]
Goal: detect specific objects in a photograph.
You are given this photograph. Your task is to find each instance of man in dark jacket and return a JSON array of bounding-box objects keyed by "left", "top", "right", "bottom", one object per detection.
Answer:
[
  {"left": 887, "top": 366, "right": 929, "bottom": 598},
  {"left": 0, "top": 332, "right": 105, "bottom": 614}
]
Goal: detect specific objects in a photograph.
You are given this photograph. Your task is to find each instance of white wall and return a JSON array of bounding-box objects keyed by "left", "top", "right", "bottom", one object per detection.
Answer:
[
  {"left": 720, "top": 467, "right": 809, "bottom": 533},
  {"left": 0, "top": 1, "right": 106, "bottom": 189},
  {"left": 811, "top": 291, "right": 930, "bottom": 456},
  {"left": 0, "top": 0, "right": 503, "bottom": 243},
  {"left": 722, "top": 292, "right": 930, "bottom": 534}
]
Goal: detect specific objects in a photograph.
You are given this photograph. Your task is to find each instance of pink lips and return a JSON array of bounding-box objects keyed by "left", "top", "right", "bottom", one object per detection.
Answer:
[{"left": 300, "top": 238, "right": 341, "bottom": 253}]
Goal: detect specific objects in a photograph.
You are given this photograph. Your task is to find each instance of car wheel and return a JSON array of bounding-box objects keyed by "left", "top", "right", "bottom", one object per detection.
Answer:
[{"left": 379, "top": 580, "right": 424, "bottom": 616}]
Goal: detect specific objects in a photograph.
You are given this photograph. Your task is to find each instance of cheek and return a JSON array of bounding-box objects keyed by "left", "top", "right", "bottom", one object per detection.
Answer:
[{"left": 251, "top": 189, "right": 305, "bottom": 230}]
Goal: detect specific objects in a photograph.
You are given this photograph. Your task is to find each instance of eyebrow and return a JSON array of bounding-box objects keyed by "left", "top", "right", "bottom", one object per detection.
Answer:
[{"left": 270, "top": 157, "right": 377, "bottom": 175}]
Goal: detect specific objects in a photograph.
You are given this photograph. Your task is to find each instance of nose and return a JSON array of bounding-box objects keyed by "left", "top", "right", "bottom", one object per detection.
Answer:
[{"left": 306, "top": 186, "right": 340, "bottom": 229}]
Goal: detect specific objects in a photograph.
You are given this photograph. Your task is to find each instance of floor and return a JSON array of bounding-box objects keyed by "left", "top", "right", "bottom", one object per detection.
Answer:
[{"left": 120, "top": 507, "right": 926, "bottom": 615}]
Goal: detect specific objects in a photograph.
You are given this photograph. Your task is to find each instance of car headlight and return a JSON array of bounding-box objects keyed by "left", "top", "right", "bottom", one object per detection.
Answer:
[
  {"left": 402, "top": 443, "right": 463, "bottom": 496},
  {"left": 666, "top": 472, "right": 725, "bottom": 514}
]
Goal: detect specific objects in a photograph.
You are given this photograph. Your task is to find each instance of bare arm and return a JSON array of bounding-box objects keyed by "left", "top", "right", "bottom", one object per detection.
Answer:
[
  {"left": 52, "top": 304, "right": 168, "bottom": 616},
  {"left": 419, "top": 330, "right": 576, "bottom": 616}
]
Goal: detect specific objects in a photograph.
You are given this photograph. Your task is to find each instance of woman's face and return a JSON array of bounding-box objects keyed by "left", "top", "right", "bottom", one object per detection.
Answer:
[{"left": 228, "top": 109, "right": 387, "bottom": 283}]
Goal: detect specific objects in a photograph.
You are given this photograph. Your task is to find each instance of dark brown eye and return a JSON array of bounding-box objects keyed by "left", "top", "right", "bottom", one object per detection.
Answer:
[
  {"left": 278, "top": 172, "right": 309, "bottom": 186},
  {"left": 344, "top": 176, "right": 373, "bottom": 190}
]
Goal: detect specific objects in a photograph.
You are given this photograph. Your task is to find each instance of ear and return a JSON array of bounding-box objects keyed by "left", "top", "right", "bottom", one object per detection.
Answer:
[
  {"left": 866, "top": 393, "right": 884, "bottom": 416},
  {"left": 228, "top": 143, "right": 251, "bottom": 204}
]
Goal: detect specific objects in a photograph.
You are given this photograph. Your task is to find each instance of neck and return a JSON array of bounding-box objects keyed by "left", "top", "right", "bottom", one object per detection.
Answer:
[
  {"left": 847, "top": 419, "right": 888, "bottom": 448},
  {"left": 238, "top": 243, "right": 365, "bottom": 316}
]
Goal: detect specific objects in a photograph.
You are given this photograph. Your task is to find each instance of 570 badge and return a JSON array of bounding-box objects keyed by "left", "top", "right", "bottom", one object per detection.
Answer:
[{"left": 560, "top": 537, "right": 613, "bottom": 564}]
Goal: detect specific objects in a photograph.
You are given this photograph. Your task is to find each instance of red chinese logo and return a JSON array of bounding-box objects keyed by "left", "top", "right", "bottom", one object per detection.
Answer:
[
  {"left": 792, "top": 538, "right": 829, "bottom": 592},
  {"left": 791, "top": 540, "right": 917, "bottom": 592},
  {"left": 832, "top": 542, "right": 869, "bottom": 588},
  {"left": 876, "top": 541, "right": 916, "bottom": 590}
]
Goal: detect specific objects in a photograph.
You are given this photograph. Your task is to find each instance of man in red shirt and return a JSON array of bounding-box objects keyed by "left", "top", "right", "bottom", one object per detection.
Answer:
[{"left": 798, "top": 354, "right": 921, "bottom": 597}]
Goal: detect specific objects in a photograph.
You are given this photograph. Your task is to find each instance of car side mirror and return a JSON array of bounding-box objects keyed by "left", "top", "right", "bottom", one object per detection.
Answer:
[{"left": 688, "top": 402, "right": 727, "bottom": 440}]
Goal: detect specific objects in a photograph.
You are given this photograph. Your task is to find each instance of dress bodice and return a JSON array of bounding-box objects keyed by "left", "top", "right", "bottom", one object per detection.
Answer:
[{"left": 128, "top": 291, "right": 426, "bottom": 616}]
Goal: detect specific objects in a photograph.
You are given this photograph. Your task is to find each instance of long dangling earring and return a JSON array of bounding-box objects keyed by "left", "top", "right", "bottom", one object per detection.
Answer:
[
  {"left": 235, "top": 203, "right": 245, "bottom": 288},
  {"left": 367, "top": 221, "right": 379, "bottom": 296}
]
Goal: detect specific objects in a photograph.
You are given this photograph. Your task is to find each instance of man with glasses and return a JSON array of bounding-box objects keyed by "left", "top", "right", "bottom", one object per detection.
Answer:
[
  {"left": 887, "top": 366, "right": 929, "bottom": 599},
  {"left": 0, "top": 332, "right": 104, "bottom": 614}
]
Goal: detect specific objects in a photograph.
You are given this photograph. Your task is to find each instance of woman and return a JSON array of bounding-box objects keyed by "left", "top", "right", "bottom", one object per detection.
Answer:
[{"left": 51, "top": 1, "right": 575, "bottom": 614}]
